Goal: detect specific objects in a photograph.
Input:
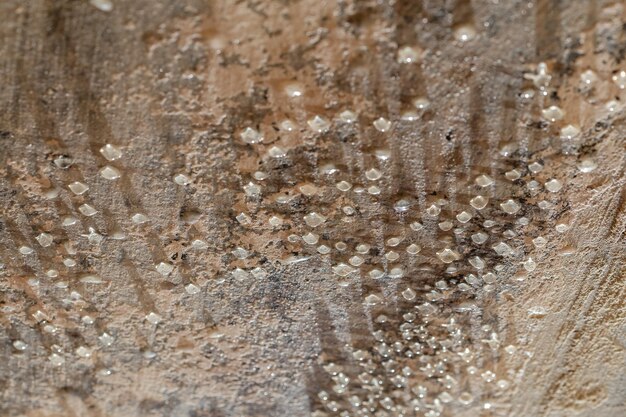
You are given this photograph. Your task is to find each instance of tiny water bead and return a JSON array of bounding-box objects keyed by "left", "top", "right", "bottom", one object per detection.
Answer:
[
  {"left": 90, "top": 0, "right": 113, "bottom": 12},
  {"left": 560, "top": 125, "right": 581, "bottom": 140},
  {"left": 68, "top": 181, "right": 89, "bottom": 195},
  {"left": 544, "top": 179, "right": 563, "bottom": 193},
  {"left": 79, "top": 204, "right": 98, "bottom": 216},
  {"left": 338, "top": 110, "right": 357, "bottom": 123},
  {"left": 541, "top": 106, "right": 565, "bottom": 122},
  {"left": 454, "top": 24, "right": 477, "bottom": 42},
  {"left": 100, "top": 144, "right": 122, "bottom": 161},
  {"left": 174, "top": 173, "right": 191, "bottom": 185},
  {"left": 365, "top": 168, "right": 382, "bottom": 181},
  {"left": 36, "top": 232, "right": 53, "bottom": 247},
  {"left": 131, "top": 213, "right": 149, "bottom": 224},
  {"left": 612, "top": 70, "right": 626, "bottom": 89},
  {"left": 240, "top": 127, "right": 263, "bottom": 144},
  {"left": 500, "top": 199, "right": 521, "bottom": 214},
  {"left": 307, "top": 115, "right": 330, "bottom": 133},
  {"left": 475, "top": 174, "right": 495, "bottom": 187},
  {"left": 145, "top": 312, "right": 162, "bottom": 325},
  {"left": 470, "top": 196, "right": 488, "bottom": 210},
  {"left": 373, "top": 117, "right": 391, "bottom": 132},
  {"left": 100, "top": 165, "right": 121, "bottom": 180},
  {"left": 397, "top": 46, "right": 421, "bottom": 63}
]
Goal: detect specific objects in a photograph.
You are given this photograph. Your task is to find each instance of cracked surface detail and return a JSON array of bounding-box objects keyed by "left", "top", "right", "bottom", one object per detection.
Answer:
[{"left": 0, "top": 1, "right": 625, "bottom": 416}]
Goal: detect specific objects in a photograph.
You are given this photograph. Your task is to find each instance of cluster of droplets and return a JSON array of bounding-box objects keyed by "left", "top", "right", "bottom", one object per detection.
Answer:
[{"left": 3, "top": 4, "right": 625, "bottom": 415}]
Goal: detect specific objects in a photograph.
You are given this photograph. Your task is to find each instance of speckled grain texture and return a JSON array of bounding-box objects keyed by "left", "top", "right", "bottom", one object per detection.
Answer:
[{"left": 0, "top": 1, "right": 625, "bottom": 416}]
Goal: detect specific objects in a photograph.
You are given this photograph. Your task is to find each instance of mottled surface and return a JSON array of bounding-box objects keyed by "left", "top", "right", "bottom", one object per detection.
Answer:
[{"left": 0, "top": 1, "right": 625, "bottom": 416}]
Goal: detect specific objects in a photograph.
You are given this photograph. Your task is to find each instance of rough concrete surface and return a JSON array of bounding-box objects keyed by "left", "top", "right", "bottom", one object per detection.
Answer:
[{"left": 0, "top": 0, "right": 625, "bottom": 416}]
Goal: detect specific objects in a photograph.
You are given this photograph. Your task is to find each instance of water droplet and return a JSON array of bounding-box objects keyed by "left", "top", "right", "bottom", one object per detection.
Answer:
[
  {"left": 373, "top": 117, "right": 391, "bottom": 132},
  {"left": 79, "top": 204, "right": 98, "bottom": 216},
  {"left": 268, "top": 146, "right": 286, "bottom": 158},
  {"left": 19, "top": 246, "right": 34, "bottom": 255},
  {"left": 522, "top": 257, "right": 536, "bottom": 272},
  {"left": 51, "top": 155, "right": 73, "bottom": 171},
  {"left": 475, "top": 174, "right": 495, "bottom": 187},
  {"left": 145, "top": 312, "right": 161, "bottom": 325},
  {"left": 542, "top": 106, "right": 565, "bottom": 122},
  {"left": 612, "top": 70, "right": 626, "bottom": 89},
  {"left": 131, "top": 213, "right": 149, "bottom": 224},
  {"left": 13, "top": 340, "right": 27, "bottom": 351},
  {"left": 560, "top": 124, "right": 580, "bottom": 140},
  {"left": 185, "top": 283, "right": 200, "bottom": 295},
  {"left": 174, "top": 173, "right": 191, "bottom": 185},
  {"left": 76, "top": 346, "right": 92, "bottom": 358},
  {"left": 454, "top": 24, "right": 476, "bottom": 42},
  {"left": 240, "top": 127, "right": 263, "bottom": 144},
  {"left": 365, "top": 168, "right": 382, "bottom": 181},
  {"left": 469, "top": 195, "right": 488, "bottom": 210},
  {"left": 397, "top": 46, "right": 421, "bottom": 63},
  {"left": 528, "top": 306, "right": 547, "bottom": 318},
  {"left": 100, "top": 165, "right": 121, "bottom": 180},
  {"left": 35, "top": 232, "right": 53, "bottom": 247},
  {"left": 577, "top": 158, "right": 597, "bottom": 173},
  {"left": 456, "top": 211, "right": 472, "bottom": 223},
  {"left": 302, "top": 233, "right": 319, "bottom": 245},
  {"left": 338, "top": 110, "right": 357, "bottom": 123},
  {"left": 544, "top": 179, "right": 562, "bottom": 193},
  {"left": 505, "top": 169, "right": 521, "bottom": 181},
  {"left": 436, "top": 248, "right": 460, "bottom": 263},
  {"left": 364, "top": 294, "right": 381, "bottom": 306},
  {"left": 500, "top": 199, "right": 521, "bottom": 214},
  {"left": 49, "top": 353, "right": 65, "bottom": 366},
  {"left": 68, "top": 181, "right": 89, "bottom": 195},
  {"left": 304, "top": 212, "right": 326, "bottom": 227},
  {"left": 100, "top": 144, "right": 122, "bottom": 161},
  {"left": 156, "top": 262, "right": 174, "bottom": 276},
  {"left": 90, "top": 0, "right": 113, "bottom": 12},
  {"left": 284, "top": 83, "right": 304, "bottom": 98},
  {"left": 528, "top": 162, "right": 543, "bottom": 173},
  {"left": 99, "top": 332, "right": 114, "bottom": 346},
  {"left": 307, "top": 115, "right": 331, "bottom": 133},
  {"left": 332, "top": 263, "right": 355, "bottom": 277},
  {"left": 426, "top": 204, "right": 441, "bottom": 216}
]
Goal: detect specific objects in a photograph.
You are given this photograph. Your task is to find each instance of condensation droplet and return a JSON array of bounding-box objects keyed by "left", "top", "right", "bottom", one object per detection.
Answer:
[
  {"left": 156, "top": 262, "right": 174, "bottom": 276},
  {"left": 131, "top": 213, "right": 149, "bottom": 224},
  {"left": 145, "top": 312, "right": 161, "bottom": 325},
  {"left": 560, "top": 124, "right": 580, "bottom": 140},
  {"left": 240, "top": 127, "right": 263, "bottom": 144},
  {"left": 475, "top": 174, "right": 495, "bottom": 187},
  {"left": 36, "top": 232, "right": 53, "bottom": 247},
  {"left": 373, "top": 117, "right": 391, "bottom": 132},
  {"left": 469, "top": 195, "right": 488, "bottom": 210},
  {"left": 100, "top": 165, "right": 121, "bottom": 180},
  {"left": 541, "top": 106, "right": 565, "bottom": 122},
  {"left": 79, "top": 204, "right": 98, "bottom": 216},
  {"left": 397, "top": 46, "right": 421, "bottom": 64},
  {"left": 174, "top": 173, "right": 191, "bottom": 185},
  {"left": 100, "top": 144, "right": 122, "bottom": 161},
  {"left": 185, "top": 283, "right": 200, "bottom": 295},
  {"left": 500, "top": 199, "right": 521, "bottom": 214},
  {"left": 436, "top": 248, "right": 460, "bottom": 263},
  {"left": 454, "top": 24, "right": 476, "bottom": 42},
  {"left": 307, "top": 115, "right": 330, "bottom": 133},
  {"left": 544, "top": 179, "right": 562, "bottom": 193},
  {"left": 90, "top": 0, "right": 113, "bottom": 12},
  {"left": 366, "top": 168, "right": 382, "bottom": 181},
  {"left": 268, "top": 146, "right": 286, "bottom": 158},
  {"left": 68, "top": 181, "right": 89, "bottom": 195}
]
